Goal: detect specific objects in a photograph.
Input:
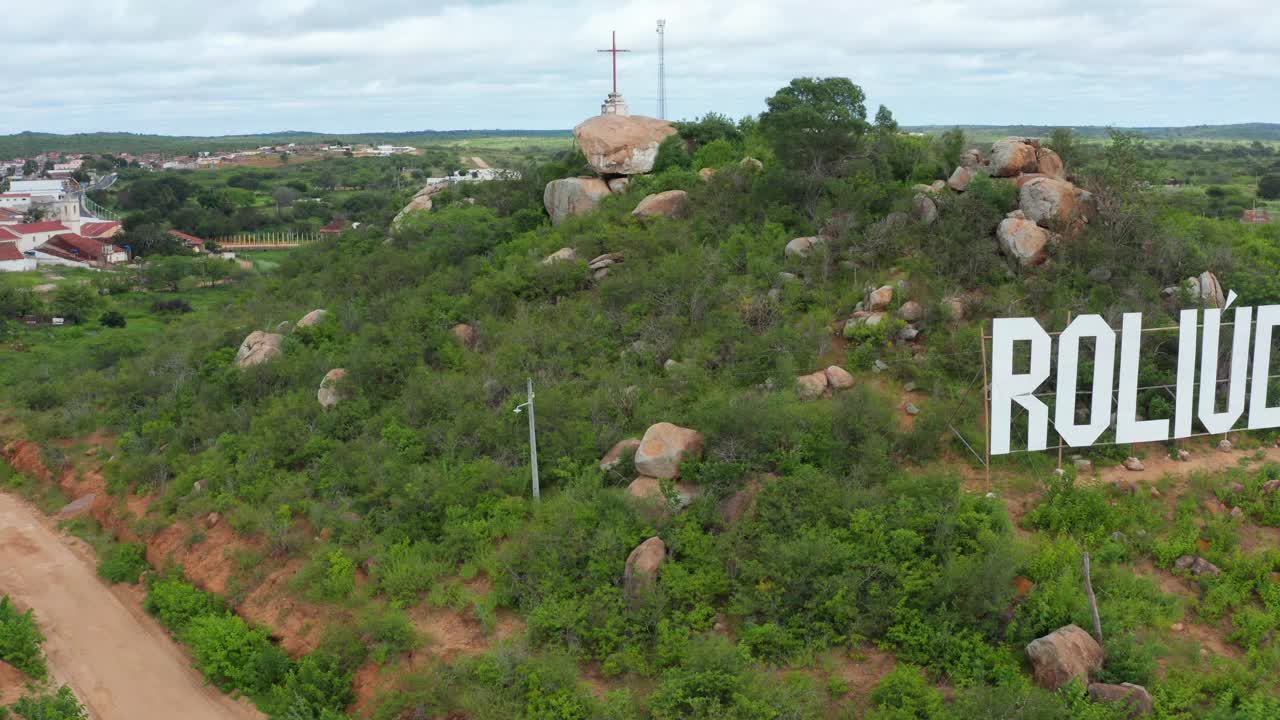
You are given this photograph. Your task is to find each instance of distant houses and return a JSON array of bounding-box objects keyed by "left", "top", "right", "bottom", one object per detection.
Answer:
[
  {"left": 167, "top": 229, "right": 208, "bottom": 252},
  {"left": 1242, "top": 209, "right": 1272, "bottom": 224}
]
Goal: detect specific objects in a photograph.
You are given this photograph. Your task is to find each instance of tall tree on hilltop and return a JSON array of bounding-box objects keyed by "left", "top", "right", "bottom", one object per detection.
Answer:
[{"left": 759, "top": 77, "right": 869, "bottom": 175}]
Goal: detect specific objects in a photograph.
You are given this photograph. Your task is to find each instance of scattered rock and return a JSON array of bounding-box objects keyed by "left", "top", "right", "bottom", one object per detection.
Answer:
[
  {"left": 988, "top": 137, "right": 1040, "bottom": 178},
  {"left": 1087, "top": 683, "right": 1153, "bottom": 717},
  {"left": 873, "top": 359, "right": 889, "bottom": 373},
  {"left": 317, "top": 368, "right": 348, "bottom": 409},
  {"left": 1123, "top": 457, "right": 1145, "bottom": 472},
  {"left": 634, "top": 422, "right": 705, "bottom": 479},
  {"left": 600, "top": 438, "right": 642, "bottom": 471},
  {"left": 663, "top": 358, "right": 683, "bottom": 372},
  {"left": 868, "top": 285, "right": 894, "bottom": 311},
  {"left": 905, "top": 402, "right": 920, "bottom": 416},
  {"left": 1176, "top": 271, "right": 1226, "bottom": 308},
  {"left": 542, "top": 247, "right": 577, "bottom": 265},
  {"left": 912, "top": 193, "right": 938, "bottom": 224},
  {"left": 276, "top": 320, "right": 293, "bottom": 334},
  {"left": 1174, "top": 555, "right": 1221, "bottom": 578},
  {"left": 1074, "top": 457, "right": 1094, "bottom": 473},
  {"left": 941, "top": 297, "right": 966, "bottom": 320},
  {"left": 1263, "top": 479, "right": 1280, "bottom": 494},
  {"left": 623, "top": 536, "right": 666, "bottom": 599},
  {"left": 903, "top": 381, "right": 918, "bottom": 392},
  {"left": 1087, "top": 267, "right": 1112, "bottom": 283},
  {"left": 1218, "top": 439, "right": 1232, "bottom": 452},
  {"left": 632, "top": 190, "right": 690, "bottom": 219},
  {"left": 543, "top": 177, "right": 611, "bottom": 225},
  {"left": 1229, "top": 506, "right": 1244, "bottom": 520},
  {"left": 719, "top": 479, "right": 762, "bottom": 525},
  {"left": 796, "top": 370, "right": 830, "bottom": 400},
  {"left": 898, "top": 325, "right": 919, "bottom": 341},
  {"left": 58, "top": 494, "right": 96, "bottom": 518},
  {"left": 1025, "top": 625, "right": 1103, "bottom": 691},
  {"left": 234, "top": 331, "right": 284, "bottom": 368},
  {"left": 607, "top": 177, "right": 630, "bottom": 194},
  {"left": 1177, "top": 449, "right": 1191, "bottom": 462},
  {"left": 959, "top": 148, "right": 984, "bottom": 169},
  {"left": 588, "top": 252, "right": 624, "bottom": 271},
  {"left": 1203, "top": 498, "right": 1228, "bottom": 515},
  {"left": 698, "top": 167, "right": 716, "bottom": 181},
  {"left": 784, "top": 236, "right": 825, "bottom": 259},
  {"left": 451, "top": 323, "right": 478, "bottom": 349},
  {"left": 1171, "top": 622, "right": 1184, "bottom": 632},
  {"left": 997, "top": 217, "right": 1055, "bottom": 266},
  {"left": 1222, "top": 481, "right": 1246, "bottom": 497},
  {"left": 627, "top": 476, "right": 700, "bottom": 509},
  {"left": 825, "top": 365, "right": 855, "bottom": 390},
  {"left": 206, "top": 512, "right": 221, "bottom": 529},
  {"left": 574, "top": 114, "right": 677, "bottom": 175},
  {"left": 898, "top": 300, "right": 923, "bottom": 322},
  {"left": 930, "top": 180, "right": 946, "bottom": 193},
  {"left": 740, "top": 157, "right": 764, "bottom": 172},
  {"left": 947, "top": 165, "right": 978, "bottom": 192},
  {"left": 297, "top": 309, "right": 328, "bottom": 328},
  {"left": 1114, "top": 479, "right": 1139, "bottom": 495}
]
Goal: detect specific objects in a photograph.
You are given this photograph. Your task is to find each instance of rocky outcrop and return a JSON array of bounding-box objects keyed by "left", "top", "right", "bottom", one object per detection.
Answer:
[
  {"left": 627, "top": 476, "right": 700, "bottom": 509},
  {"left": 235, "top": 331, "right": 284, "bottom": 368},
  {"left": 624, "top": 536, "right": 666, "bottom": 599},
  {"left": 1174, "top": 555, "right": 1221, "bottom": 578},
  {"left": 1190, "top": 271, "right": 1226, "bottom": 308},
  {"left": 784, "top": 236, "right": 824, "bottom": 259},
  {"left": 600, "top": 438, "right": 641, "bottom": 471},
  {"left": 997, "top": 217, "right": 1054, "bottom": 266},
  {"left": 948, "top": 165, "right": 978, "bottom": 192},
  {"left": 959, "top": 148, "right": 984, "bottom": 169},
  {"left": 392, "top": 184, "right": 445, "bottom": 228},
  {"left": 740, "top": 157, "right": 764, "bottom": 172},
  {"left": 588, "top": 253, "right": 623, "bottom": 273},
  {"left": 297, "top": 309, "right": 328, "bottom": 328},
  {"left": 634, "top": 422, "right": 705, "bottom": 479},
  {"left": 898, "top": 300, "right": 923, "bottom": 322},
  {"left": 317, "top": 368, "right": 348, "bottom": 409},
  {"left": 1025, "top": 624, "right": 1103, "bottom": 690},
  {"left": 1087, "top": 683, "right": 1153, "bottom": 717},
  {"left": 867, "top": 285, "right": 894, "bottom": 311},
  {"left": 573, "top": 115, "right": 677, "bottom": 176},
  {"left": 542, "top": 247, "right": 577, "bottom": 265},
  {"left": 796, "top": 370, "right": 829, "bottom": 400},
  {"left": 1035, "top": 147, "right": 1066, "bottom": 180},
  {"left": 988, "top": 137, "right": 1041, "bottom": 177},
  {"left": 632, "top": 190, "right": 690, "bottom": 219},
  {"left": 912, "top": 193, "right": 938, "bottom": 224},
  {"left": 825, "top": 365, "right": 855, "bottom": 389},
  {"left": 1020, "top": 177, "right": 1082, "bottom": 228},
  {"left": 698, "top": 168, "right": 716, "bottom": 181},
  {"left": 607, "top": 177, "right": 630, "bottom": 194},
  {"left": 719, "top": 479, "right": 762, "bottom": 525},
  {"left": 544, "top": 177, "right": 611, "bottom": 225}
]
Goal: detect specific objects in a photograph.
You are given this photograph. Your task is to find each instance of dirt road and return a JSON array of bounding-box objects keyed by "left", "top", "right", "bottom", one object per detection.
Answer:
[
  {"left": 468, "top": 156, "right": 491, "bottom": 169},
  {"left": 0, "top": 492, "right": 263, "bottom": 720}
]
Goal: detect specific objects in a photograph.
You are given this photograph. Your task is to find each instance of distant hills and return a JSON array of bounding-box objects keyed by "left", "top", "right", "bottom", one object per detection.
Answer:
[
  {"left": 2, "top": 123, "right": 1277, "bottom": 159},
  {"left": 904, "top": 123, "right": 1280, "bottom": 143},
  {"left": 0, "top": 129, "right": 571, "bottom": 159}
]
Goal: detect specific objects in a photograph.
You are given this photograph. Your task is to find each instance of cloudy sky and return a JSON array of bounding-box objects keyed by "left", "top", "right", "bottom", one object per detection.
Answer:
[{"left": 3, "top": 0, "right": 1277, "bottom": 136}]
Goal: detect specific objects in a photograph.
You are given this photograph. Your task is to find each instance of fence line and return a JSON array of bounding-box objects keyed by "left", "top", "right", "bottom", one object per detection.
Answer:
[{"left": 213, "top": 232, "right": 321, "bottom": 246}]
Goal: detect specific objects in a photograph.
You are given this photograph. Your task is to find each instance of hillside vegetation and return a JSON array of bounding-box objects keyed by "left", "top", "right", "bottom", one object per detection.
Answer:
[{"left": 3, "top": 78, "right": 1280, "bottom": 720}]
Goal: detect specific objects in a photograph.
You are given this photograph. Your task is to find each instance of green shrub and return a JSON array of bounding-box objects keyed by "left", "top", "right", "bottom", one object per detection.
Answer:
[
  {"left": 5, "top": 686, "right": 87, "bottom": 720},
  {"left": 144, "top": 576, "right": 225, "bottom": 633},
  {"left": 0, "top": 596, "right": 47, "bottom": 680},
  {"left": 183, "top": 613, "right": 288, "bottom": 696},
  {"left": 867, "top": 665, "right": 944, "bottom": 720},
  {"left": 98, "top": 543, "right": 149, "bottom": 584}
]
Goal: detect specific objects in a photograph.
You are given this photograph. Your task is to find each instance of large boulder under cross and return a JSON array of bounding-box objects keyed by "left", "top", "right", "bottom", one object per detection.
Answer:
[
  {"left": 1025, "top": 624, "right": 1103, "bottom": 690},
  {"left": 573, "top": 114, "right": 677, "bottom": 176},
  {"left": 235, "top": 331, "right": 284, "bottom": 368},
  {"left": 544, "top": 177, "right": 611, "bottom": 225},
  {"left": 634, "top": 422, "right": 705, "bottom": 479}
]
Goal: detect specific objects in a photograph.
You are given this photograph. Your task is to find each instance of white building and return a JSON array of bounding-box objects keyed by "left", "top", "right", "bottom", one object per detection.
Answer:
[
  {"left": 0, "top": 193, "right": 32, "bottom": 211},
  {"left": 0, "top": 241, "right": 36, "bottom": 272},
  {"left": 8, "top": 180, "right": 66, "bottom": 201}
]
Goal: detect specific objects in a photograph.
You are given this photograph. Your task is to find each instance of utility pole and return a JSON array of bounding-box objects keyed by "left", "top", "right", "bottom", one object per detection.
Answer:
[
  {"left": 656, "top": 19, "right": 667, "bottom": 119},
  {"left": 515, "top": 377, "right": 540, "bottom": 501}
]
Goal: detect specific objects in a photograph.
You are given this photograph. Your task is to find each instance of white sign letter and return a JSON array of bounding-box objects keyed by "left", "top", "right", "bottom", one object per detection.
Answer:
[
  {"left": 1117, "top": 312, "right": 1169, "bottom": 443},
  {"left": 1174, "top": 310, "right": 1198, "bottom": 439},
  {"left": 1199, "top": 306, "right": 1252, "bottom": 435},
  {"left": 991, "top": 317, "right": 1052, "bottom": 455},
  {"left": 1055, "top": 315, "right": 1116, "bottom": 448},
  {"left": 1248, "top": 305, "right": 1280, "bottom": 430}
]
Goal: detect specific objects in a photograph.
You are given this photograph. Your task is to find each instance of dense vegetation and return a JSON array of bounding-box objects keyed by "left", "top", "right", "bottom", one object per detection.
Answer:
[
  {"left": 3, "top": 78, "right": 1280, "bottom": 718},
  {"left": 0, "top": 597, "right": 87, "bottom": 720}
]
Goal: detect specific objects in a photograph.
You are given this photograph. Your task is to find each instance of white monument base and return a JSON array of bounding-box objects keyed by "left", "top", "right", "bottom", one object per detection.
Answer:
[{"left": 601, "top": 92, "right": 629, "bottom": 116}]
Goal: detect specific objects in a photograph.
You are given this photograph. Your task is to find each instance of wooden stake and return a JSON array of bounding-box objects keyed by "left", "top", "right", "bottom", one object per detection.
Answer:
[{"left": 1084, "top": 550, "right": 1103, "bottom": 645}]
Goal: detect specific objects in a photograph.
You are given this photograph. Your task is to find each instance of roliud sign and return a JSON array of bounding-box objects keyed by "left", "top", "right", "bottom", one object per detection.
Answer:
[{"left": 990, "top": 293, "right": 1280, "bottom": 455}]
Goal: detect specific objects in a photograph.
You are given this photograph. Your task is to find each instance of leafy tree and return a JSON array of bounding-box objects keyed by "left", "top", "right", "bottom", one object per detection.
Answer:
[
  {"left": 1259, "top": 174, "right": 1280, "bottom": 200},
  {"left": 99, "top": 310, "right": 127, "bottom": 328},
  {"left": 49, "top": 284, "right": 99, "bottom": 324},
  {"left": 0, "top": 596, "right": 46, "bottom": 680},
  {"left": 1049, "top": 127, "right": 1080, "bottom": 168},
  {"left": 874, "top": 104, "right": 898, "bottom": 133},
  {"left": 4, "top": 686, "right": 87, "bottom": 720},
  {"left": 759, "top": 77, "right": 869, "bottom": 174}
]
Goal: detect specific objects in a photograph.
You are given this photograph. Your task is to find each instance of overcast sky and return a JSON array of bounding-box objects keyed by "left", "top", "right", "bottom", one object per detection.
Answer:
[{"left": 3, "top": 0, "right": 1277, "bottom": 136}]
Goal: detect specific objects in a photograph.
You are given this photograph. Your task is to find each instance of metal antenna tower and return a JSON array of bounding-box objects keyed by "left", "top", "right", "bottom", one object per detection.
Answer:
[{"left": 656, "top": 19, "right": 667, "bottom": 119}]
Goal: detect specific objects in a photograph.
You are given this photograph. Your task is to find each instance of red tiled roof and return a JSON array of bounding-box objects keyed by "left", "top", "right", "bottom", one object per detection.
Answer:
[
  {"left": 12, "top": 221, "right": 68, "bottom": 235},
  {"left": 167, "top": 229, "right": 206, "bottom": 245},
  {"left": 0, "top": 227, "right": 19, "bottom": 241},
  {"left": 0, "top": 193, "right": 32, "bottom": 198},
  {"left": 0, "top": 242, "right": 23, "bottom": 261},
  {"left": 319, "top": 220, "right": 348, "bottom": 233},
  {"left": 44, "top": 233, "right": 111, "bottom": 261},
  {"left": 0, "top": 208, "right": 23, "bottom": 218},
  {"left": 80, "top": 221, "right": 122, "bottom": 237}
]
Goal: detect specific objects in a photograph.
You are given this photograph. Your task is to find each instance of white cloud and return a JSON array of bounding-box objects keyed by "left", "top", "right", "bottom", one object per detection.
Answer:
[{"left": 1, "top": 0, "right": 1276, "bottom": 135}]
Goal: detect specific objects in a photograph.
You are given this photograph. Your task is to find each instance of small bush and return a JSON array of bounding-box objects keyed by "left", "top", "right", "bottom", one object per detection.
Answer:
[
  {"left": 5, "top": 685, "right": 87, "bottom": 720},
  {"left": 99, "top": 310, "right": 127, "bottom": 328},
  {"left": 98, "top": 543, "right": 149, "bottom": 584},
  {"left": 183, "top": 613, "right": 288, "bottom": 695},
  {"left": 150, "top": 298, "right": 193, "bottom": 314},
  {"left": 144, "top": 576, "right": 225, "bottom": 633},
  {"left": 0, "top": 596, "right": 47, "bottom": 680}
]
